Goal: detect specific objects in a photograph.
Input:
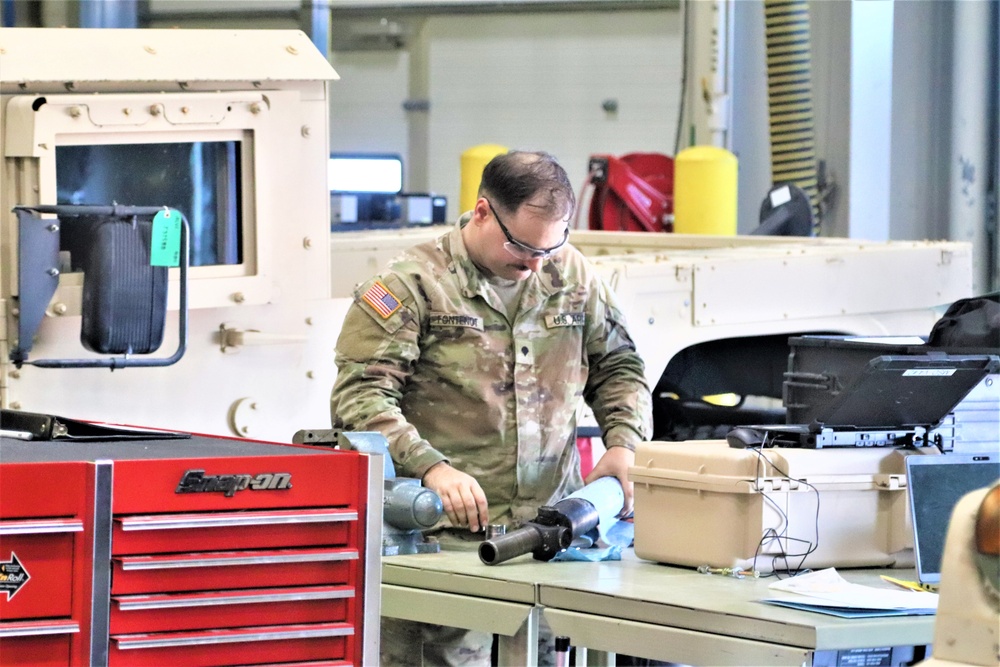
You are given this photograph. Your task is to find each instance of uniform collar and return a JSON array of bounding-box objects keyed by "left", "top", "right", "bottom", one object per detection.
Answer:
[{"left": 448, "top": 212, "right": 570, "bottom": 300}]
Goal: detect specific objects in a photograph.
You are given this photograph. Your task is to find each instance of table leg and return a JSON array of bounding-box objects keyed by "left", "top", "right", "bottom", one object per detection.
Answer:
[{"left": 497, "top": 606, "right": 540, "bottom": 666}]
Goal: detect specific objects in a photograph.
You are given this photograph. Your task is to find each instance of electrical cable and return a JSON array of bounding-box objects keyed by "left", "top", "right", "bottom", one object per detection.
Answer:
[{"left": 747, "top": 444, "right": 822, "bottom": 578}]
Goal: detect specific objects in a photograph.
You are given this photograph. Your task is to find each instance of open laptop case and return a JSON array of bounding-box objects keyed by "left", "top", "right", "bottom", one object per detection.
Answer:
[
  {"left": 906, "top": 453, "right": 1000, "bottom": 585},
  {"left": 756, "top": 354, "right": 999, "bottom": 449}
]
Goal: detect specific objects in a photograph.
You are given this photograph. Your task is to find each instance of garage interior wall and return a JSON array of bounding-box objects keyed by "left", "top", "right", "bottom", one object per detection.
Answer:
[
  {"left": 327, "top": 9, "right": 680, "bottom": 223},
  {"left": 7, "top": 0, "right": 999, "bottom": 292}
]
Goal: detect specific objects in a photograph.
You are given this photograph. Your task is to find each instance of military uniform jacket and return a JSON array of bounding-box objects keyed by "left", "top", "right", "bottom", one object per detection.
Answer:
[{"left": 331, "top": 219, "right": 653, "bottom": 525}]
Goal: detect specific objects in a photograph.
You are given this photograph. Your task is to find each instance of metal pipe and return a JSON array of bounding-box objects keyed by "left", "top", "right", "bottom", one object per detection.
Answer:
[{"left": 949, "top": 0, "right": 994, "bottom": 294}]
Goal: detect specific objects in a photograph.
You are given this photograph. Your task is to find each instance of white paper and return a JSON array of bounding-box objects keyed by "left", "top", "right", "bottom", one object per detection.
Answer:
[{"left": 767, "top": 568, "right": 938, "bottom": 611}]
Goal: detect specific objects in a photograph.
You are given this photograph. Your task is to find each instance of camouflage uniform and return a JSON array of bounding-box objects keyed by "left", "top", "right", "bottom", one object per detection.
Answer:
[{"left": 331, "top": 215, "right": 653, "bottom": 665}]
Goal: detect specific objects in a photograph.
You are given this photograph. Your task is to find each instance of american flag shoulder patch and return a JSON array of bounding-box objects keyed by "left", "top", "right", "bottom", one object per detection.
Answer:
[{"left": 361, "top": 280, "right": 401, "bottom": 319}]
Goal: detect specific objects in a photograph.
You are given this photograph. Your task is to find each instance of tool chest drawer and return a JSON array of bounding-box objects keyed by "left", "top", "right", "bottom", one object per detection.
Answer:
[
  {"left": 0, "top": 520, "right": 82, "bottom": 620},
  {"left": 107, "top": 622, "right": 353, "bottom": 667},
  {"left": 111, "top": 546, "right": 358, "bottom": 594},
  {"left": 111, "top": 508, "right": 357, "bottom": 555},
  {"left": 110, "top": 457, "right": 361, "bottom": 515},
  {"left": 0, "top": 620, "right": 78, "bottom": 666},
  {"left": 109, "top": 584, "right": 355, "bottom": 633}
]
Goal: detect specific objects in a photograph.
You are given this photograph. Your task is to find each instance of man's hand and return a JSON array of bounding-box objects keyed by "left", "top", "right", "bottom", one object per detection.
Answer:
[
  {"left": 422, "top": 462, "right": 489, "bottom": 533},
  {"left": 584, "top": 446, "right": 636, "bottom": 517}
]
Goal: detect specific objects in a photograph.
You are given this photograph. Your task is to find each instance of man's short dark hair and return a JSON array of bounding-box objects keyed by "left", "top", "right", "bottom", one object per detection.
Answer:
[{"left": 479, "top": 150, "right": 575, "bottom": 220}]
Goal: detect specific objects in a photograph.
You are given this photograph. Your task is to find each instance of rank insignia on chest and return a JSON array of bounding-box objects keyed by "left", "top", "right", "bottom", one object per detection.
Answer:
[{"left": 362, "top": 280, "right": 401, "bottom": 318}]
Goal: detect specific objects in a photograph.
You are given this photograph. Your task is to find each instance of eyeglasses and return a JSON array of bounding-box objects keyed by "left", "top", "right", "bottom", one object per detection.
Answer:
[{"left": 485, "top": 199, "right": 569, "bottom": 261}]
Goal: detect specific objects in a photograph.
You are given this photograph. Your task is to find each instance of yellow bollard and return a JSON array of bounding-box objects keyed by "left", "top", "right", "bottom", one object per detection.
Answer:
[
  {"left": 460, "top": 144, "right": 508, "bottom": 214},
  {"left": 673, "top": 146, "right": 738, "bottom": 235}
]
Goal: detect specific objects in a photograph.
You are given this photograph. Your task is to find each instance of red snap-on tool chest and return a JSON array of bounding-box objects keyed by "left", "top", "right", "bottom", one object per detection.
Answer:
[{"left": 0, "top": 432, "right": 382, "bottom": 666}]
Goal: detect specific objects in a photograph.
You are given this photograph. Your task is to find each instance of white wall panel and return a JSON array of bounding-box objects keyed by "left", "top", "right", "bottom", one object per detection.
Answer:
[
  {"left": 328, "top": 50, "right": 411, "bottom": 157},
  {"left": 423, "top": 10, "right": 680, "bottom": 218}
]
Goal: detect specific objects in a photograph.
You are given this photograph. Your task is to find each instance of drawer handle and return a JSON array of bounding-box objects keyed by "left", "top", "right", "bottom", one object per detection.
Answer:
[
  {"left": 118, "top": 548, "right": 358, "bottom": 570},
  {"left": 0, "top": 518, "right": 84, "bottom": 535},
  {"left": 115, "top": 586, "right": 355, "bottom": 610},
  {"left": 118, "top": 509, "right": 358, "bottom": 531},
  {"left": 112, "top": 622, "right": 354, "bottom": 649},
  {"left": 0, "top": 621, "right": 80, "bottom": 638}
]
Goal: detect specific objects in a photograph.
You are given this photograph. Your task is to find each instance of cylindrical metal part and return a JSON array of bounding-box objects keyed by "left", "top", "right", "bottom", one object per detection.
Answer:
[
  {"left": 549, "top": 497, "right": 601, "bottom": 539},
  {"left": 384, "top": 483, "right": 443, "bottom": 530},
  {"left": 478, "top": 525, "right": 541, "bottom": 565},
  {"left": 485, "top": 524, "right": 506, "bottom": 540},
  {"left": 555, "top": 636, "right": 571, "bottom": 667}
]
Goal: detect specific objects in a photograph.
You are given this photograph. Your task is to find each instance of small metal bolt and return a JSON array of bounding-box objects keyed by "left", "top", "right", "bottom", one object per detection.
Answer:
[
  {"left": 303, "top": 237, "right": 312, "bottom": 249},
  {"left": 122, "top": 107, "right": 132, "bottom": 116},
  {"left": 648, "top": 317, "right": 655, "bottom": 325},
  {"left": 986, "top": 378, "right": 994, "bottom": 388},
  {"left": 47, "top": 267, "right": 59, "bottom": 277},
  {"left": 144, "top": 45, "right": 156, "bottom": 54},
  {"left": 68, "top": 106, "right": 81, "bottom": 118},
  {"left": 149, "top": 105, "right": 161, "bottom": 116},
  {"left": 180, "top": 106, "right": 190, "bottom": 114},
  {"left": 10, "top": 370, "right": 21, "bottom": 379},
  {"left": 301, "top": 125, "right": 311, "bottom": 137},
  {"left": 241, "top": 426, "right": 249, "bottom": 434},
  {"left": 53, "top": 302, "right": 67, "bottom": 315},
  {"left": 10, "top": 402, "right": 21, "bottom": 410},
  {"left": 305, "top": 317, "right": 313, "bottom": 326},
  {"left": 48, "top": 224, "right": 59, "bottom": 232},
  {"left": 286, "top": 45, "right": 299, "bottom": 55},
  {"left": 249, "top": 102, "right": 262, "bottom": 115},
  {"left": 250, "top": 403, "right": 257, "bottom": 410},
  {"left": 11, "top": 308, "right": 19, "bottom": 316},
  {"left": 232, "top": 292, "right": 245, "bottom": 303},
  {"left": 306, "top": 371, "right": 315, "bottom": 379}
]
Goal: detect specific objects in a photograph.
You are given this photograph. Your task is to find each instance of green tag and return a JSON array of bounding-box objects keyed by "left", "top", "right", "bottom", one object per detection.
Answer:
[{"left": 150, "top": 209, "right": 181, "bottom": 267}]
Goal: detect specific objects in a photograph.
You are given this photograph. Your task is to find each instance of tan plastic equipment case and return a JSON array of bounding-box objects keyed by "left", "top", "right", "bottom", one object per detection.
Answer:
[{"left": 630, "top": 440, "right": 938, "bottom": 573}]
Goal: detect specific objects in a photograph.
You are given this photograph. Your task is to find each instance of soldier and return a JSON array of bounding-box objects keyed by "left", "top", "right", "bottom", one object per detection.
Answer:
[{"left": 331, "top": 150, "right": 652, "bottom": 666}]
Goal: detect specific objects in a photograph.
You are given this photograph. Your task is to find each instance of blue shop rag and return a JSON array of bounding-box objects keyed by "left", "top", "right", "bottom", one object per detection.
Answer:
[
  {"left": 551, "top": 544, "right": 623, "bottom": 562},
  {"left": 551, "top": 515, "right": 634, "bottom": 562}
]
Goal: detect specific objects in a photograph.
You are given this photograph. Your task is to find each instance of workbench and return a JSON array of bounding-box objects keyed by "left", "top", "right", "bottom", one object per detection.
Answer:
[{"left": 381, "top": 549, "right": 935, "bottom": 666}]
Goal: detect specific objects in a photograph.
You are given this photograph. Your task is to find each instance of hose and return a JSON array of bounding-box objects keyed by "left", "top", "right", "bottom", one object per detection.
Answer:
[{"left": 764, "top": 0, "right": 820, "bottom": 231}]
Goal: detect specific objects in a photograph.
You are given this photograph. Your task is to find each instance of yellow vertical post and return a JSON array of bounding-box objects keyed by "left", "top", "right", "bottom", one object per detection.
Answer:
[
  {"left": 460, "top": 144, "right": 508, "bottom": 214},
  {"left": 673, "top": 145, "right": 738, "bottom": 235}
]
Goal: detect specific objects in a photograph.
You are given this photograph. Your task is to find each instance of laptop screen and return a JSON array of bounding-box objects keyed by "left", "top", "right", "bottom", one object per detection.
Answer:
[
  {"left": 906, "top": 453, "right": 1000, "bottom": 584},
  {"left": 816, "top": 355, "right": 997, "bottom": 430}
]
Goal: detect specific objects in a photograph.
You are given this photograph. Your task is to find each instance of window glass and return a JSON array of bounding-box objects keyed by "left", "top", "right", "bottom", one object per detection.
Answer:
[{"left": 56, "top": 142, "right": 243, "bottom": 267}]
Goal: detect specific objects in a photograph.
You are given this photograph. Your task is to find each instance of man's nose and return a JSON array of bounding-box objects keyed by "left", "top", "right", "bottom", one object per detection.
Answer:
[{"left": 524, "top": 257, "right": 544, "bottom": 272}]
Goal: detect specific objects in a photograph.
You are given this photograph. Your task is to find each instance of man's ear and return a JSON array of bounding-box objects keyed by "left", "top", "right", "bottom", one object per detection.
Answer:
[{"left": 471, "top": 197, "right": 490, "bottom": 224}]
